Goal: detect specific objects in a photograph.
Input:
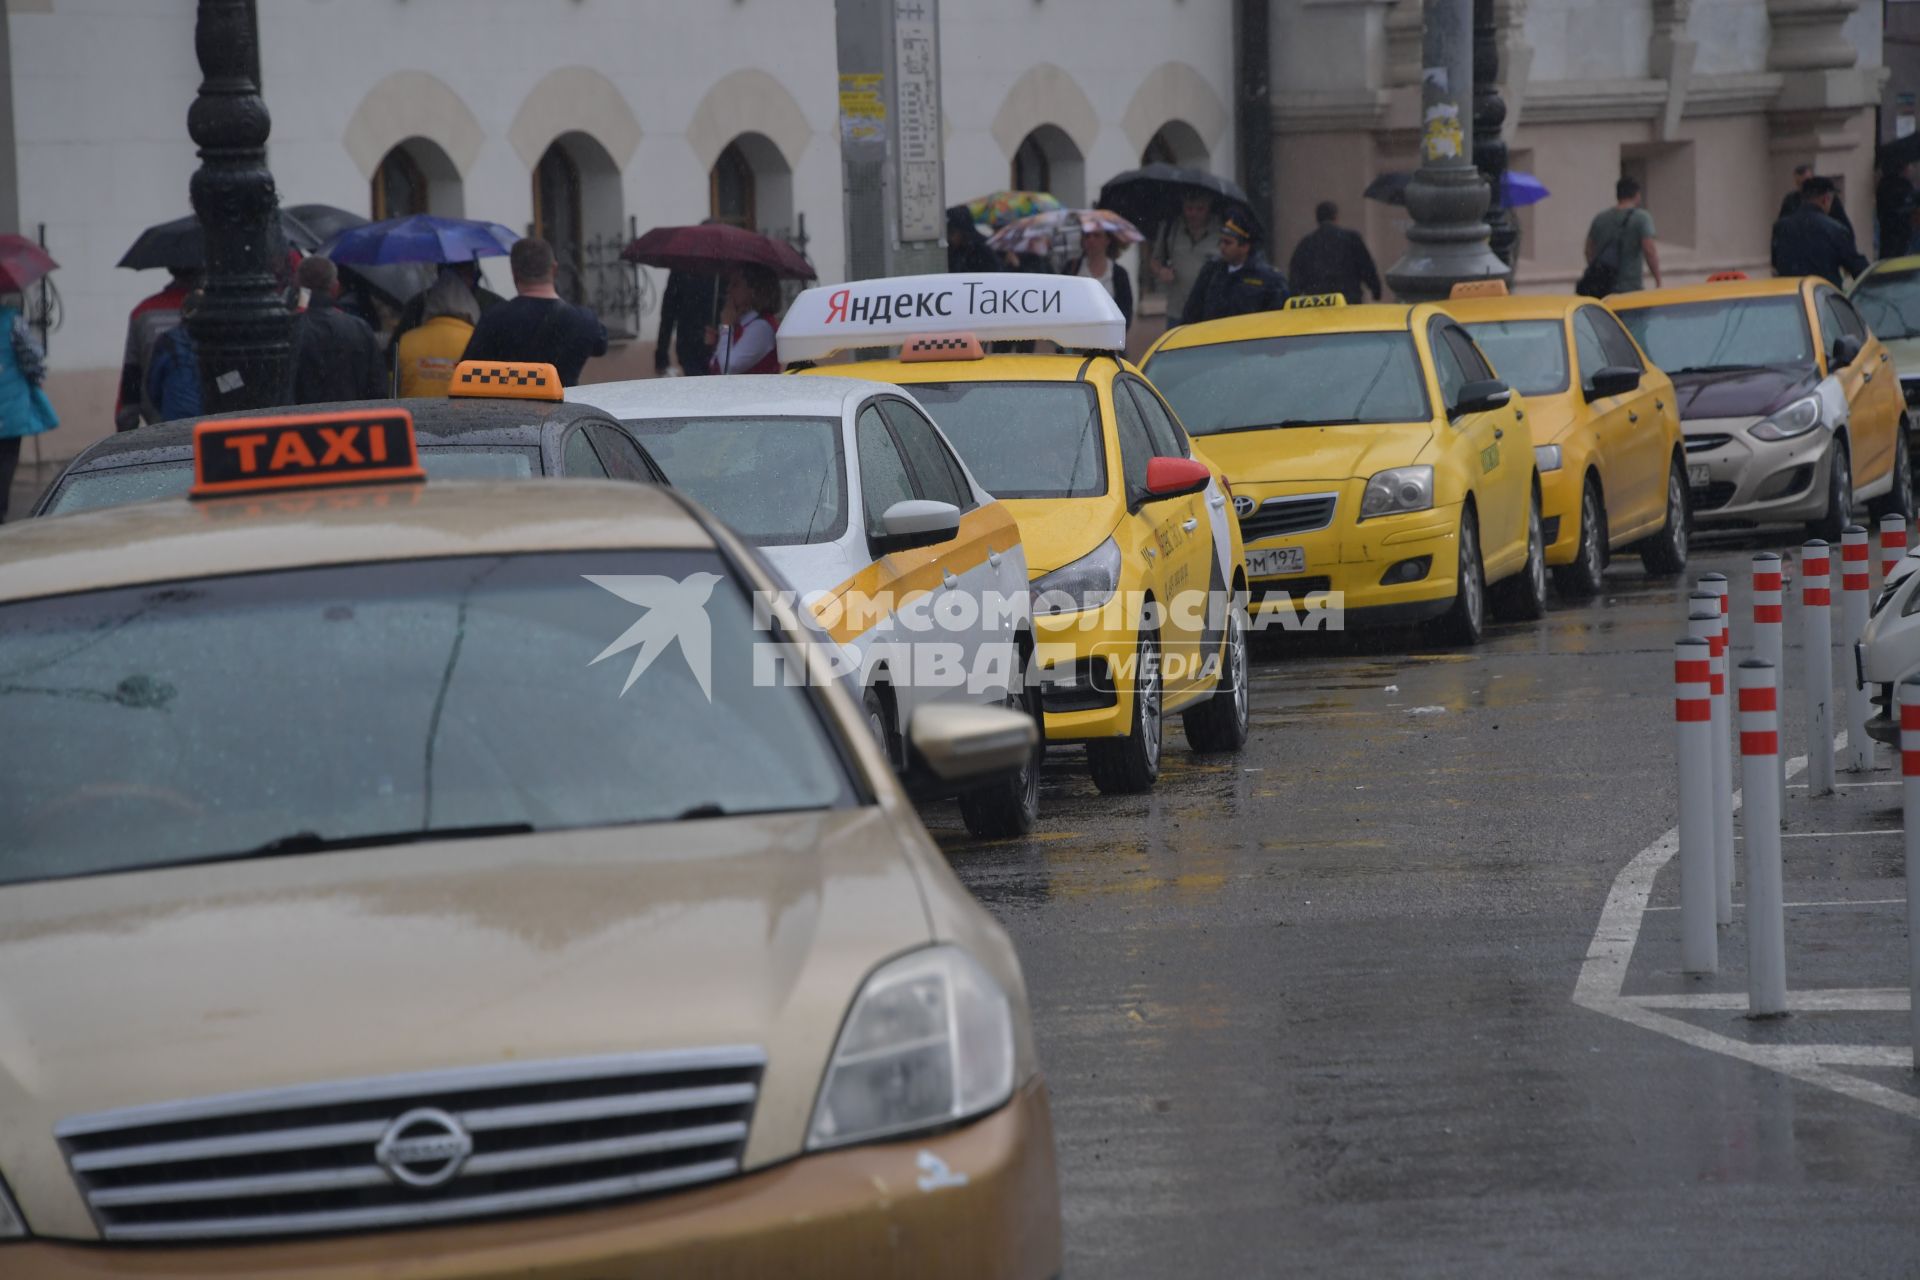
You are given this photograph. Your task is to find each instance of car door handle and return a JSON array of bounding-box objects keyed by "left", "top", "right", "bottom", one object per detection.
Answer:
[
  {"left": 1864, "top": 370, "right": 1875, "bottom": 382},
  {"left": 1208, "top": 492, "right": 1227, "bottom": 508},
  {"left": 1628, "top": 411, "right": 1640, "bottom": 423},
  {"left": 988, "top": 547, "right": 1003, "bottom": 568},
  {"left": 1494, "top": 428, "right": 1505, "bottom": 439},
  {"left": 942, "top": 569, "right": 959, "bottom": 590},
  {"left": 1182, "top": 518, "right": 1199, "bottom": 532},
  {"left": 1657, "top": 399, "right": 1666, "bottom": 411}
]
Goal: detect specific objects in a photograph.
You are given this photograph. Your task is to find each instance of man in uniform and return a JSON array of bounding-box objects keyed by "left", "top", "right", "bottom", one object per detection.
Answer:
[{"left": 1180, "top": 212, "right": 1289, "bottom": 325}]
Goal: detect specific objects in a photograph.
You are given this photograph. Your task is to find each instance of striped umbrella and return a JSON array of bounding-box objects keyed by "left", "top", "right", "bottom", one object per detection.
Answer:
[{"left": 986, "top": 208, "right": 1145, "bottom": 257}]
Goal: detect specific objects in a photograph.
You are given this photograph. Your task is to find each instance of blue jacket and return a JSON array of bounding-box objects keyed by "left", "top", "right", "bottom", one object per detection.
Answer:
[
  {"left": 146, "top": 324, "right": 204, "bottom": 423},
  {"left": 0, "top": 306, "right": 58, "bottom": 440}
]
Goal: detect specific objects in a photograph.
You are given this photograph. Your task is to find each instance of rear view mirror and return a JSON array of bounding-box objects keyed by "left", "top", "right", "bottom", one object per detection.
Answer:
[
  {"left": 872, "top": 499, "right": 960, "bottom": 556},
  {"left": 1585, "top": 365, "right": 1643, "bottom": 401},
  {"left": 1141, "top": 456, "right": 1211, "bottom": 503},
  {"left": 1832, "top": 334, "right": 1863, "bottom": 368},
  {"left": 1451, "top": 378, "right": 1513, "bottom": 417},
  {"left": 903, "top": 703, "right": 1038, "bottom": 797}
]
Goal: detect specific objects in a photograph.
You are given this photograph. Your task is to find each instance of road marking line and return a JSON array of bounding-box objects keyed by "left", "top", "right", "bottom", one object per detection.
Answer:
[
  {"left": 1626, "top": 989, "right": 1909, "bottom": 1011},
  {"left": 1574, "top": 732, "right": 1920, "bottom": 1122},
  {"left": 1788, "top": 780, "right": 1899, "bottom": 789},
  {"left": 1778, "top": 829, "right": 1903, "bottom": 838},
  {"left": 1642, "top": 897, "right": 1907, "bottom": 912}
]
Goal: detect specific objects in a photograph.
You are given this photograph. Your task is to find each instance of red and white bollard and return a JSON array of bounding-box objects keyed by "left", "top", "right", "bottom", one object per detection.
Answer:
[
  {"left": 1739, "top": 659, "right": 1787, "bottom": 1016},
  {"left": 1691, "top": 591, "right": 1734, "bottom": 926},
  {"left": 1802, "top": 539, "right": 1835, "bottom": 797},
  {"left": 1842, "top": 525, "right": 1872, "bottom": 772},
  {"left": 1901, "top": 675, "right": 1920, "bottom": 1065},
  {"left": 1881, "top": 513, "right": 1908, "bottom": 583},
  {"left": 1675, "top": 635, "right": 1718, "bottom": 974},
  {"left": 1753, "top": 552, "right": 1786, "bottom": 800}
]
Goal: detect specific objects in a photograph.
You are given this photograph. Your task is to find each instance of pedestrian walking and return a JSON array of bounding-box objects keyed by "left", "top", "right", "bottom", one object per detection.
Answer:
[
  {"left": 1878, "top": 158, "right": 1916, "bottom": 259},
  {"left": 1771, "top": 175, "right": 1869, "bottom": 286},
  {"left": 946, "top": 207, "right": 1004, "bottom": 275},
  {"left": 1780, "top": 163, "right": 1855, "bottom": 239},
  {"left": 1180, "top": 211, "right": 1288, "bottom": 325},
  {"left": 1150, "top": 192, "right": 1221, "bottom": 328},
  {"left": 0, "top": 291, "right": 58, "bottom": 523},
  {"left": 706, "top": 265, "right": 782, "bottom": 375},
  {"left": 145, "top": 292, "right": 203, "bottom": 424},
  {"left": 114, "top": 267, "right": 197, "bottom": 431},
  {"left": 654, "top": 269, "right": 717, "bottom": 377},
  {"left": 461, "top": 238, "right": 609, "bottom": 386},
  {"left": 1579, "top": 177, "right": 1662, "bottom": 296},
  {"left": 1066, "top": 227, "right": 1134, "bottom": 329},
  {"left": 287, "top": 256, "right": 386, "bottom": 405},
  {"left": 394, "top": 270, "right": 480, "bottom": 398},
  {"left": 1287, "top": 201, "right": 1383, "bottom": 303}
]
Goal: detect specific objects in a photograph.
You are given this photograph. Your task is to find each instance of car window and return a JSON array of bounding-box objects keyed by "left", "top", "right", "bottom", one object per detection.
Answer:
[
  {"left": 1110, "top": 378, "right": 1155, "bottom": 496},
  {"left": 1442, "top": 327, "right": 1495, "bottom": 383},
  {"left": 562, "top": 427, "right": 609, "bottom": 478},
  {"left": 587, "top": 423, "right": 659, "bottom": 482},
  {"left": 1429, "top": 322, "right": 1472, "bottom": 411},
  {"left": 620, "top": 415, "right": 846, "bottom": 545},
  {"left": 1461, "top": 321, "right": 1569, "bottom": 396},
  {"left": 1615, "top": 296, "right": 1815, "bottom": 372},
  {"left": 856, "top": 403, "right": 916, "bottom": 539},
  {"left": 1591, "top": 308, "right": 1646, "bottom": 371},
  {"left": 1145, "top": 331, "right": 1432, "bottom": 433},
  {"left": 905, "top": 382, "right": 1107, "bottom": 498},
  {"left": 1124, "top": 378, "right": 1189, "bottom": 458},
  {"left": 880, "top": 399, "right": 971, "bottom": 510},
  {"left": 1851, "top": 267, "right": 1920, "bottom": 340},
  {"left": 1829, "top": 292, "right": 1868, "bottom": 343},
  {"left": 0, "top": 551, "right": 856, "bottom": 885},
  {"left": 1572, "top": 309, "right": 1612, "bottom": 386}
]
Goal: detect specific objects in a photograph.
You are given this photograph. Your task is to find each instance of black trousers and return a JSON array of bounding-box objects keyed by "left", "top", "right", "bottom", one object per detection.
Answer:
[{"left": 0, "top": 435, "right": 22, "bottom": 523}]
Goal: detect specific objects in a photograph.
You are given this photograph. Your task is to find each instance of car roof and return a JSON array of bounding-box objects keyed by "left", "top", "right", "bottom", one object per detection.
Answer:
[
  {"left": 1857, "top": 256, "right": 1920, "bottom": 281},
  {"left": 1149, "top": 303, "right": 1425, "bottom": 353},
  {"left": 1444, "top": 294, "right": 1583, "bottom": 322},
  {"left": 0, "top": 478, "right": 712, "bottom": 605},
  {"left": 1607, "top": 277, "right": 1809, "bottom": 310},
  {"left": 822, "top": 352, "right": 1124, "bottom": 386},
  {"left": 567, "top": 374, "right": 889, "bottom": 419}
]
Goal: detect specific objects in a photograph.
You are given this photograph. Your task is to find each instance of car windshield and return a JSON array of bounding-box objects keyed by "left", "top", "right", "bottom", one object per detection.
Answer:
[
  {"left": 1615, "top": 297, "right": 1813, "bottom": 372},
  {"left": 1461, "top": 321, "right": 1570, "bottom": 396},
  {"left": 1851, "top": 269, "right": 1920, "bottom": 341},
  {"left": 620, "top": 416, "right": 847, "bottom": 544},
  {"left": 42, "top": 447, "right": 541, "bottom": 517},
  {"left": 0, "top": 551, "right": 853, "bottom": 884},
  {"left": 902, "top": 382, "right": 1106, "bottom": 499},
  {"left": 1145, "top": 331, "right": 1432, "bottom": 433}
]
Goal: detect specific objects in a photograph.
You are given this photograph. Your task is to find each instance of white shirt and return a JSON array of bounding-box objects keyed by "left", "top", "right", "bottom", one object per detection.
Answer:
[{"left": 1075, "top": 258, "right": 1116, "bottom": 300}]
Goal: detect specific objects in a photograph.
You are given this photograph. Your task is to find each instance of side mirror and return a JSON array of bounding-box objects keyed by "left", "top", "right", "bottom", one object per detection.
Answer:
[
  {"left": 902, "top": 702, "right": 1038, "bottom": 799},
  {"left": 1832, "top": 334, "right": 1863, "bottom": 368},
  {"left": 1451, "top": 378, "right": 1513, "bottom": 417},
  {"left": 872, "top": 499, "right": 960, "bottom": 556},
  {"left": 1585, "top": 365, "right": 1643, "bottom": 401},
  {"left": 1141, "top": 456, "right": 1212, "bottom": 504}
]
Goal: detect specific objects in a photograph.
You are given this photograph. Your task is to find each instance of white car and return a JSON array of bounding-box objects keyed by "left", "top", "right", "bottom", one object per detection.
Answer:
[
  {"left": 1856, "top": 548, "right": 1920, "bottom": 744},
  {"left": 568, "top": 376, "right": 1039, "bottom": 835}
]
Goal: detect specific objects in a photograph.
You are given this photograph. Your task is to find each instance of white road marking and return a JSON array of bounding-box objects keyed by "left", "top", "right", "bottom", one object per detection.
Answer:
[
  {"left": 1642, "top": 897, "right": 1907, "bottom": 912},
  {"left": 1626, "top": 989, "right": 1910, "bottom": 1011},
  {"left": 1574, "top": 734, "right": 1920, "bottom": 1122},
  {"left": 1789, "top": 780, "right": 1900, "bottom": 789},
  {"left": 1777, "top": 829, "right": 1903, "bottom": 839}
]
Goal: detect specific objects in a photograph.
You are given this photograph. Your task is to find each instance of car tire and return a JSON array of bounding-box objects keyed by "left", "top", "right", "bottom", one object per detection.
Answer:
[
  {"left": 1809, "top": 438, "right": 1853, "bottom": 543},
  {"left": 1492, "top": 491, "right": 1549, "bottom": 622},
  {"left": 1088, "top": 627, "right": 1162, "bottom": 794},
  {"left": 861, "top": 686, "right": 897, "bottom": 773},
  {"left": 1551, "top": 476, "right": 1607, "bottom": 599},
  {"left": 1637, "top": 456, "right": 1690, "bottom": 577},
  {"left": 959, "top": 646, "right": 1043, "bottom": 838},
  {"left": 1182, "top": 594, "right": 1250, "bottom": 753},
  {"left": 1428, "top": 505, "right": 1486, "bottom": 647},
  {"left": 1869, "top": 428, "right": 1914, "bottom": 522}
]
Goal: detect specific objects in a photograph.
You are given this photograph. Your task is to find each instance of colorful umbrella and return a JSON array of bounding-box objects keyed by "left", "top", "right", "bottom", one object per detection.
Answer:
[
  {"left": 321, "top": 214, "right": 521, "bottom": 267},
  {"left": 964, "top": 191, "right": 1062, "bottom": 229},
  {"left": 0, "top": 234, "right": 58, "bottom": 293},
  {"left": 622, "top": 223, "right": 815, "bottom": 280},
  {"left": 986, "top": 208, "right": 1144, "bottom": 257}
]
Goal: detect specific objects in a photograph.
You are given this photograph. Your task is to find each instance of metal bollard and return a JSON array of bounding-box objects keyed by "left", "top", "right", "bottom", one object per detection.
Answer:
[
  {"left": 1802, "top": 539, "right": 1835, "bottom": 797},
  {"left": 1676, "top": 636, "right": 1718, "bottom": 974},
  {"left": 1739, "top": 660, "right": 1787, "bottom": 1017},
  {"left": 1753, "top": 552, "right": 1786, "bottom": 802},
  {"left": 1882, "top": 513, "right": 1909, "bottom": 583},
  {"left": 1691, "top": 592, "right": 1734, "bottom": 926},
  {"left": 1841, "top": 526, "right": 1872, "bottom": 772},
  {"left": 1902, "top": 675, "right": 1920, "bottom": 1066}
]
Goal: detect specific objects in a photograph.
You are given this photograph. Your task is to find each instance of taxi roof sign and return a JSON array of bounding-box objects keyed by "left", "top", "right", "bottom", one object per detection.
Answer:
[
  {"left": 777, "top": 273, "right": 1126, "bottom": 364},
  {"left": 1447, "top": 279, "right": 1509, "bottom": 299},
  {"left": 901, "top": 332, "right": 986, "bottom": 362},
  {"left": 191, "top": 408, "right": 424, "bottom": 499},
  {"left": 1283, "top": 293, "right": 1347, "bottom": 309},
  {"left": 449, "top": 360, "right": 563, "bottom": 402}
]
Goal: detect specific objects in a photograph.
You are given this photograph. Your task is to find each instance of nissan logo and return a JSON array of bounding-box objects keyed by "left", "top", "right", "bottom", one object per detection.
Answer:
[
  {"left": 374, "top": 1107, "right": 473, "bottom": 1189},
  {"left": 1232, "top": 495, "right": 1258, "bottom": 519}
]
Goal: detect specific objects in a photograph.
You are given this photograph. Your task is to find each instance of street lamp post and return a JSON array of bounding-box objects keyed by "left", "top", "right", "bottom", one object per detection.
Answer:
[
  {"left": 1473, "top": 0, "right": 1517, "bottom": 267},
  {"left": 1386, "top": 0, "right": 1511, "bottom": 302},
  {"left": 187, "top": 0, "right": 291, "bottom": 413}
]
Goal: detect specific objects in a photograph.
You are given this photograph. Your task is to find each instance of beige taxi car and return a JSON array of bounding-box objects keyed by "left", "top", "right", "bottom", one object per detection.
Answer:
[{"left": 0, "top": 396, "right": 1061, "bottom": 1277}]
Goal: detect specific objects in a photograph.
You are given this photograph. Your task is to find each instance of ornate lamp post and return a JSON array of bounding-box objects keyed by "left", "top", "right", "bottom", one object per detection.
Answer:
[
  {"left": 187, "top": 0, "right": 291, "bottom": 413},
  {"left": 1386, "top": 0, "right": 1510, "bottom": 302},
  {"left": 1473, "top": 0, "right": 1517, "bottom": 267}
]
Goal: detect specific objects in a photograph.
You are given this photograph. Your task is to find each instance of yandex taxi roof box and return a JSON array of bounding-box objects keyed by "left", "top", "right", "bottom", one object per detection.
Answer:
[{"left": 777, "top": 272, "right": 1127, "bottom": 364}]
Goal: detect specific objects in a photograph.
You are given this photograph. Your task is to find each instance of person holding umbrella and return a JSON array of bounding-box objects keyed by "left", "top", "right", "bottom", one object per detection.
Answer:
[
  {"left": 0, "top": 285, "right": 58, "bottom": 521},
  {"left": 461, "top": 238, "right": 608, "bottom": 387},
  {"left": 394, "top": 270, "right": 481, "bottom": 398},
  {"left": 1066, "top": 226, "right": 1134, "bottom": 329},
  {"left": 287, "top": 256, "right": 386, "bottom": 405},
  {"left": 706, "top": 265, "right": 783, "bottom": 375},
  {"left": 1150, "top": 192, "right": 1221, "bottom": 328},
  {"left": 1180, "top": 210, "right": 1289, "bottom": 325},
  {"left": 115, "top": 267, "right": 197, "bottom": 432}
]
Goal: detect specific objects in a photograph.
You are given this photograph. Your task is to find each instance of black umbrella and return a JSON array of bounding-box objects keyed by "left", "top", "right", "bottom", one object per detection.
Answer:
[
  {"left": 1096, "top": 164, "right": 1262, "bottom": 242},
  {"left": 116, "top": 209, "right": 323, "bottom": 271},
  {"left": 286, "top": 204, "right": 437, "bottom": 308},
  {"left": 1363, "top": 171, "right": 1414, "bottom": 207}
]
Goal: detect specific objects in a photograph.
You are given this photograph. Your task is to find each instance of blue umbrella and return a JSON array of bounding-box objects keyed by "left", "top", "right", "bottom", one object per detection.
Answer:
[
  {"left": 320, "top": 214, "right": 520, "bottom": 266},
  {"left": 1502, "top": 171, "right": 1550, "bottom": 208}
]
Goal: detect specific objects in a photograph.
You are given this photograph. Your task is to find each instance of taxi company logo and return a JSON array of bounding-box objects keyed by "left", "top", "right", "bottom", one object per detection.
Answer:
[
  {"left": 374, "top": 1108, "right": 473, "bottom": 1189},
  {"left": 586, "top": 573, "right": 722, "bottom": 699},
  {"left": 1232, "top": 495, "right": 1258, "bottom": 519}
]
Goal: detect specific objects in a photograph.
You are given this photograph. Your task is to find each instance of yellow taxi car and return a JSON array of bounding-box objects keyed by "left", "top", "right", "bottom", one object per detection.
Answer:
[
  {"left": 780, "top": 274, "right": 1250, "bottom": 795},
  {"left": 1141, "top": 296, "right": 1546, "bottom": 645},
  {"left": 1444, "top": 289, "right": 1690, "bottom": 597},
  {"left": 0, "top": 398, "right": 1062, "bottom": 1277},
  {"left": 1610, "top": 274, "right": 1911, "bottom": 536},
  {"left": 1848, "top": 254, "right": 1920, "bottom": 433}
]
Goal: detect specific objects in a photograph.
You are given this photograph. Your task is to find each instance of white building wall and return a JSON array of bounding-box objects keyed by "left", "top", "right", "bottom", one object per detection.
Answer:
[
  {"left": 1523, "top": 0, "right": 1653, "bottom": 82},
  {"left": 1688, "top": 0, "right": 1773, "bottom": 75}
]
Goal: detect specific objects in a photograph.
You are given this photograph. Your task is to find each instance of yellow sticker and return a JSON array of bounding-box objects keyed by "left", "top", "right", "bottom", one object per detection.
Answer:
[{"left": 1284, "top": 293, "right": 1347, "bottom": 310}]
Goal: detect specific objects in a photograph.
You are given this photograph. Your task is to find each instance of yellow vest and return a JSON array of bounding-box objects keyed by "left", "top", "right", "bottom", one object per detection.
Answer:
[{"left": 397, "top": 315, "right": 476, "bottom": 398}]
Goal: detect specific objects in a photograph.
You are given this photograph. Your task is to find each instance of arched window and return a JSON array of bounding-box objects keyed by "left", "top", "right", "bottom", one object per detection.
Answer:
[
  {"left": 1012, "top": 134, "right": 1050, "bottom": 194},
  {"left": 710, "top": 142, "right": 757, "bottom": 229},
  {"left": 369, "top": 138, "right": 464, "bottom": 219},
  {"left": 533, "top": 143, "right": 584, "bottom": 300},
  {"left": 1142, "top": 121, "right": 1209, "bottom": 170},
  {"left": 530, "top": 132, "right": 626, "bottom": 322},
  {"left": 1009, "top": 125, "right": 1084, "bottom": 205}
]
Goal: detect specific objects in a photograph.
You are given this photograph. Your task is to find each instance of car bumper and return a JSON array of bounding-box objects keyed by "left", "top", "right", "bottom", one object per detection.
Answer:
[
  {"left": 1031, "top": 599, "right": 1138, "bottom": 741},
  {"left": 8, "top": 1080, "right": 1063, "bottom": 1280},
  {"left": 1235, "top": 491, "right": 1460, "bottom": 631},
  {"left": 1537, "top": 462, "right": 1583, "bottom": 566},
  {"left": 1681, "top": 418, "right": 1833, "bottom": 525}
]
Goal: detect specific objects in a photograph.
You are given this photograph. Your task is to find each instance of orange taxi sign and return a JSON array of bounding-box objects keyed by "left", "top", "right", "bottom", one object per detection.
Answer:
[
  {"left": 900, "top": 332, "right": 986, "bottom": 362},
  {"left": 1448, "top": 279, "right": 1509, "bottom": 299},
  {"left": 449, "top": 360, "right": 563, "bottom": 401},
  {"left": 191, "top": 408, "right": 424, "bottom": 499}
]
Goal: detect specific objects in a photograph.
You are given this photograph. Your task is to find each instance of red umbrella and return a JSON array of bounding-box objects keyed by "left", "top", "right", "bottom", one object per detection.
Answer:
[
  {"left": 0, "top": 235, "right": 57, "bottom": 293},
  {"left": 622, "top": 224, "right": 815, "bottom": 280}
]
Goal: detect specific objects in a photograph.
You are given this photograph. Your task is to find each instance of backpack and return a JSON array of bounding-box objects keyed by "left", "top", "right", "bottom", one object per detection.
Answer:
[{"left": 1577, "top": 210, "right": 1636, "bottom": 298}]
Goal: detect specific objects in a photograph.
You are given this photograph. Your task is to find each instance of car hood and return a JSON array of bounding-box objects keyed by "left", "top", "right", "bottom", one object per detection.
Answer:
[
  {"left": 0, "top": 809, "right": 932, "bottom": 1239},
  {"left": 1188, "top": 422, "right": 1436, "bottom": 484},
  {"left": 1667, "top": 365, "right": 1819, "bottom": 422},
  {"left": 1002, "top": 496, "right": 1122, "bottom": 575}
]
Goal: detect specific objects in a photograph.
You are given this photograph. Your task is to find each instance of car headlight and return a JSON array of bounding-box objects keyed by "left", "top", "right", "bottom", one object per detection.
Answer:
[
  {"left": 1534, "top": 444, "right": 1563, "bottom": 473},
  {"left": 1030, "top": 536, "right": 1121, "bottom": 614},
  {"left": 1359, "top": 465, "right": 1435, "bottom": 520},
  {"left": 1749, "top": 395, "right": 1822, "bottom": 441},
  {"left": 807, "top": 945, "right": 1015, "bottom": 1151}
]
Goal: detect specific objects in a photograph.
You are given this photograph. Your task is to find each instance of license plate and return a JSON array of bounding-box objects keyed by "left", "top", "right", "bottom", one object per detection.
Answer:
[
  {"left": 1687, "top": 463, "right": 1711, "bottom": 487},
  {"left": 1247, "top": 546, "right": 1305, "bottom": 577}
]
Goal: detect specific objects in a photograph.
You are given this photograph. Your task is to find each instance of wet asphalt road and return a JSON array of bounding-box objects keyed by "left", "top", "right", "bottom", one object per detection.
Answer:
[{"left": 927, "top": 536, "right": 1920, "bottom": 1278}]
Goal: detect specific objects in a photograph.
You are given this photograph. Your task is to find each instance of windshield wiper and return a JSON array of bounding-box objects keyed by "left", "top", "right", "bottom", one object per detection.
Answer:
[
  {"left": 150, "top": 822, "right": 539, "bottom": 871},
  {"left": 1216, "top": 417, "right": 1369, "bottom": 433},
  {"left": 1666, "top": 363, "right": 1787, "bottom": 375}
]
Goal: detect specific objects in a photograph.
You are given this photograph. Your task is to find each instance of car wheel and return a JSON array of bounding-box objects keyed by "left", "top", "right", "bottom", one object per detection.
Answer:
[
  {"left": 1182, "top": 595, "right": 1250, "bottom": 752},
  {"left": 1551, "top": 477, "right": 1607, "bottom": 598},
  {"left": 1869, "top": 428, "right": 1914, "bottom": 522},
  {"left": 1809, "top": 438, "right": 1853, "bottom": 543},
  {"left": 959, "top": 646, "right": 1043, "bottom": 838},
  {"left": 861, "top": 686, "right": 897, "bottom": 773},
  {"left": 1637, "top": 456, "right": 1690, "bottom": 577},
  {"left": 1492, "top": 490, "right": 1549, "bottom": 621},
  {"left": 1428, "top": 506, "right": 1486, "bottom": 647},
  {"left": 1088, "top": 627, "right": 1162, "bottom": 794}
]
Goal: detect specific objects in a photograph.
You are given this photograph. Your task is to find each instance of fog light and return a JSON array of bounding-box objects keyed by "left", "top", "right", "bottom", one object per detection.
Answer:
[
  {"left": 1540, "top": 516, "right": 1561, "bottom": 545},
  {"left": 1756, "top": 464, "right": 1814, "bottom": 502},
  {"left": 1379, "top": 556, "right": 1432, "bottom": 586}
]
